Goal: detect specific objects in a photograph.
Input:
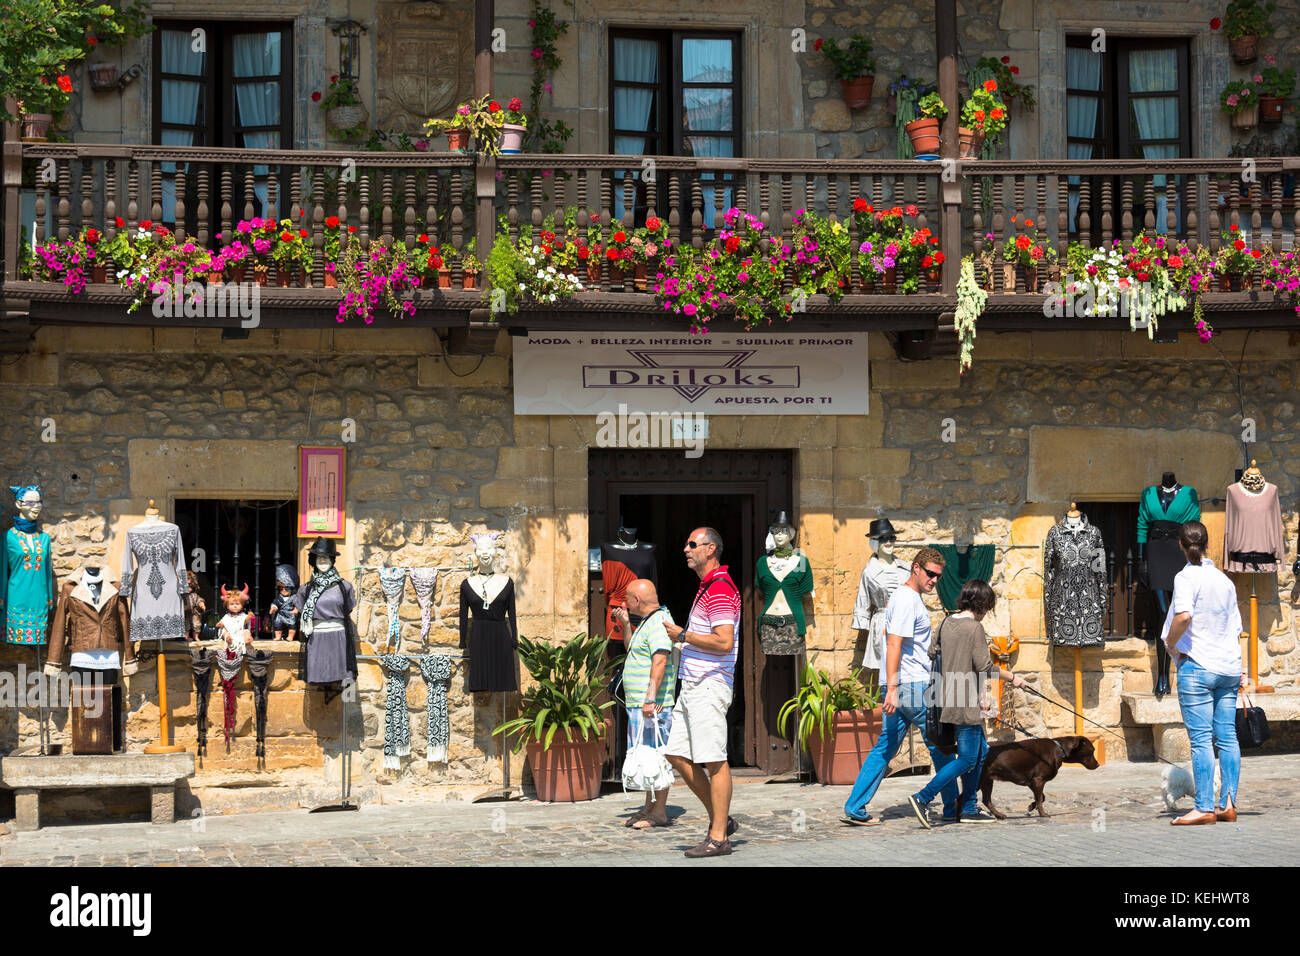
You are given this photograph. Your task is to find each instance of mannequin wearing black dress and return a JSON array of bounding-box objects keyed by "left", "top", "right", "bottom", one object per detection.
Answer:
[{"left": 459, "top": 540, "right": 518, "bottom": 693}]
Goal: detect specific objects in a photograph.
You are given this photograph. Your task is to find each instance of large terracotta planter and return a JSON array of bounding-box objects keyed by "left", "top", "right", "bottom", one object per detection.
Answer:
[
  {"left": 879, "top": 266, "right": 897, "bottom": 294},
  {"left": 904, "top": 117, "right": 941, "bottom": 157},
  {"left": 525, "top": 734, "right": 606, "bottom": 802},
  {"left": 275, "top": 267, "right": 304, "bottom": 288},
  {"left": 805, "top": 709, "right": 883, "bottom": 785},
  {"left": 437, "top": 268, "right": 453, "bottom": 289},
  {"left": 1231, "top": 105, "right": 1259, "bottom": 130},
  {"left": 841, "top": 75, "right": 875, "bottom": 110},
  {"left": 957, "top": 126, "right": 986, "bottom": 159},
  {"left": 252, "top": 264, "right": 269, "bottom": 286},
  {"left": 1229, "top": 34, "right": 1259, "bottom": 65},
  {"left": 445, "top": 127, "right": 470, "bottom": 152},
  {"left": 499, "top": 123, "right": 527, "bottom": 154},
  {"left": 608, "top": 262, "right": 626, "bottom": 286},
  {"left": 1260, "top": 96, "right": 1285, "bottom": 124},
  {"left": 633, "top": 262, "right": 648, "bottom": 291},
  {"left": 323, "top": 272, "right": 339, "bottom": 288},
  {"left": 585, "top": 260, "right": 602, "bottom": 283},
  {"left": 461, "top": 270, "right": 479, "bottom": 290},
  {"left": 19, "top": 113, "right": 53, "bottom": 142}
]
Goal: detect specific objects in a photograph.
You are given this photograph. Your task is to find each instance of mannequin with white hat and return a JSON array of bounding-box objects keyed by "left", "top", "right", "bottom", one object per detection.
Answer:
[{"left": 853, "top": 517, "right": 910, "bottom": 678}]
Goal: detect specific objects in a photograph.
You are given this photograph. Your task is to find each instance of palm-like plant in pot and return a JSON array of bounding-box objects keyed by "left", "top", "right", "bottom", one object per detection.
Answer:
[
  {"left": 494, "top": 631, "right": 620, "bottom": 802},
  {"left": 778, "top": 658, "right": 882, "bottom": 785}
]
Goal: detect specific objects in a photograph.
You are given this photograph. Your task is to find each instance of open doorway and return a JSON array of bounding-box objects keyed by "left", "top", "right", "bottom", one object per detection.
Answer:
[{"left": 588, "top": 449, "right": 796, "bottom": 775}]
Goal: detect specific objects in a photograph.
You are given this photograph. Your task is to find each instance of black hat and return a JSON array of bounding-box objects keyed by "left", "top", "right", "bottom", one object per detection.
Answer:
[
  {"left": 770, "top": 510, "right": 794, "bottom": 530},
  {"left": 306, "top": 536, "right": 339, "bottom": 559},
  {"left": 867, "top": 517, "right": 897, "bottom": 540}
]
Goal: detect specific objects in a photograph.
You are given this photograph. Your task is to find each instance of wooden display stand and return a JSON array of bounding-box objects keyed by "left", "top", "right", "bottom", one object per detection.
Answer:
[
  {"left": 1246, "top": 575, "right": 1275, "bottom": 693},
  {"left": 1065, "top": 645, "right": 1106, "bottom": 766}
]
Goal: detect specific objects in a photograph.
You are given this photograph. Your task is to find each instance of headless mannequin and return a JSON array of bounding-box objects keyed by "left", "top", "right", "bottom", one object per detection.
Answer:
[
  {"left": 612, "top": 526, "right": 638, "bottom": 549},
  {"left": 1064, "top": 502, "right": 1083, "bottom": 531},
  {"left": 1140, "top": 472, "right": 1179, "bottom": 697}
]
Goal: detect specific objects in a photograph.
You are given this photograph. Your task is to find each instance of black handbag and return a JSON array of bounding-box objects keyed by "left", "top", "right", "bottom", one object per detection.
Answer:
[
  {"left": 926, "top": 619, "right": 957, "bottom": 755},
  {"left": 1235, "top": 693, "right": 1270, "bottom": 750}
]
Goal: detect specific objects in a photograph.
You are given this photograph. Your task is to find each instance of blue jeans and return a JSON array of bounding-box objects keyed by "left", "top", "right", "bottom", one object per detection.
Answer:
[
  {"left": 1177, "top": 657, "right": 1241, "bottom": 813},
  {"left": 844, "top": 682, "right": 958, "bottom": 819},
  {"left": 914, "top": 723, "right": 988, "bottom": 816}
]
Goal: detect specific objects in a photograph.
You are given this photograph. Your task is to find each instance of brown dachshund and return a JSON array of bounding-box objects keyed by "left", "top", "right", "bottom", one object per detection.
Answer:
[{"left": 979, "top": 736, "right": 1100, "bottom": 819}]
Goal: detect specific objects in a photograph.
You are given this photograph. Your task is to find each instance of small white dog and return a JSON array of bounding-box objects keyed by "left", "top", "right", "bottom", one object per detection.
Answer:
[{"left": 1161, "top": 762, "right": 1222, "bottom": 810}]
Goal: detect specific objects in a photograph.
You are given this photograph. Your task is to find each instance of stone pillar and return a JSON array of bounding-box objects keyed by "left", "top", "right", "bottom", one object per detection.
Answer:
[
  {"left": 149, "top": 785, "right": 175, "bottom": 825},
  {"left": 14, "top": 788, "right": 40, "bottom": 831}
]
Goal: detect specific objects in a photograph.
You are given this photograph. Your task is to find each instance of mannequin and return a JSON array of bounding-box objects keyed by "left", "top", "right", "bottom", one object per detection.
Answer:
[
  {"left": 218, "top": 584, "right": 254, "bottom": 653},
  {"left": 46, "top": 563, "right": 136, "bottom": 675},
  {"left": 1224, "top": 460, "right": 1285, "bottom": 573},
  {"left": 2, "top": 485, "right": 56, "bottom": 646},
  {"left": 120, "top": 500, "right": 190, "bottom": 641},
  {"left": 1137, "top": 472, "right": 1200, "bottom": 697},
  {"left": 459, "top": 532, "right": 518, "bottom": 692},
  {"left": 756, "top": 511, "right": 815, "bottom": 655},
  {"left": 1044, "top": 502, "right": 1107, "bottom": 646},
  {"left": 294, "top": 536, "right": 359, "bottom": 692},
  {"left": 268, "top": 564, "right": 300, "bottom": 641},
  {"left": 852, "top": 517, "right": 910, "bottom": 679},
  {"left": 600, "top": 525, "right": 658, "bottom": 643}
]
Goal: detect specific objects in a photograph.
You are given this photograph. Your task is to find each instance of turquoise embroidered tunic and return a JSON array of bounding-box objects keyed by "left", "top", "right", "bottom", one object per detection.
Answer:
[
  {"left": 1, "top": 527, "right": 56, "bottom": 645},
  {"left": 756, "top": 554, "right": 815, "bottom": 635},
  {"left": 1136, "top": 485, "right": 1201, "bottom": 543}
]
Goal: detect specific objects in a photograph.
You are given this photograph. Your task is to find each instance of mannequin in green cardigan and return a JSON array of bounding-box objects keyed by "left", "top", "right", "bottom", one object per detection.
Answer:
[{"left": 756, "top": 511, "right": 815, "bottom": 655}]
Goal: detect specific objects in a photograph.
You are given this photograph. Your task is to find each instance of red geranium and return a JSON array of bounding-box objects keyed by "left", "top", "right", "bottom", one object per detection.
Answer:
[
  {"left": 922, "top": 255, "right": 933, "bottom": 268},
  {"left": 646, "top": 216, "right": 661, "bottom": 231},
  {"left": 508, "top": 97, "right": 523, "bottom": 112},
  {"left": 418, "top": 233, "right": 428, "bottom": 243},
  {"left": 1001, "top": 56, "right": 1010, "bottom": 64},
  {"left": 814, "top": 38, "right": 824, "bottom": 51},
  {"left": 577, "top": 245, "right": 590, "bottom": 259},
  {"left": 85, "top": 228, "right": 99, "bottom": 244},
  {"left": 1015, "top": 234, "right": 1031, "bottom": 251},
  {"left": 427, "top": 254, "right": 444, "bottom": 270},
  {"left": 57, "top": 75, "right": 72, "bottom": 93},
  {"left": 326, "top": 215, "right": 340, "bottom": 228},
  {"left": 853, "top": 197, "right": 868, "bottom": 213},
  {"left": 488, "top": 101, "right": 501, "bottom": 113},
  {"left": 1233, "top": 239, "right": 1246, "bottom": 251},
  {"left": 991, "top": 107, "right": 1004, "bottom": 120},
  {"left": 905, "top": 204, "right": 919, "bottom": 217},
  {"left": 1251, "top": 249, "right": 1263, "bottom": 258},
  {"left": 1210, "top": 17, "right": 1221, "bottom": 30},
  {"left": 612, "top": 230, "right": 627, "bottom": 243},
  {"left": 724, "top": 236, "right": 740, "bottom": 253},
  {"left": 114, "top": 217, "right": 125, "bottom": 228},
  {"left": 1010, "top": 66, "right": 1019, "bottom": 75},
  {"left": 299, "top": 229, "right": 309, "bottom": 238},
  {"left": 280, "top": 232, "right": 293, "bottom": 242},
  {"left": 1168, "top": 255, "right": 1184, "bottom": 268},
  {"left": 139, "top": 220, "right": 152, "bottom": 229},
  {"left": 932, "top": 251, "right": 945, "bottom": 264},
  {"left": 983, "top": 79, "right": 997, "bottom": 93},
  {"left": 1230, "top": 224, "right": 1239, "bottom": 231},
  {"left": 348, "top": 226, "right": 357, "bottom": 233},
  {"left": 605, "top": 247, "right": 620, "bottom": 260},
  {"left": 311, "top": 91, "right": 321, "bottom": 102}
]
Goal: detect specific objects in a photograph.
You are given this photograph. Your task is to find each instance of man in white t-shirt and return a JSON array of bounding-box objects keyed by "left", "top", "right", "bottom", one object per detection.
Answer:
[{"left": 843, "top": 546, "right": 959, "bottom": 826}]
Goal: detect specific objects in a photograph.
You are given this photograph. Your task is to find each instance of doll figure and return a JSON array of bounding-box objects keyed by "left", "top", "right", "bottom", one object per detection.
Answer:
[
  {"left": 218, "top": 584, "right": 253, "bottom": 653},
  {"left": 268, "top": 564, "right": 300, "bottom": 641},
  {"left": 184, "top": 570, "right": 208, "bottom": 641}
]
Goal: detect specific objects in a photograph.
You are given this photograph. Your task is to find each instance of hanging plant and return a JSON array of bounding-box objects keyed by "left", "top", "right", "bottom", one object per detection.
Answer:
[{"left": 954, "top": 256, "right": 986, "bottom": 374}]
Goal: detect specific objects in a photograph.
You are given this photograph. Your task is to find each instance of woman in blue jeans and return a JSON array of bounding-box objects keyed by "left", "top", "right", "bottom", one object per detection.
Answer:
[
  {"left": 1162, "top": 520, "right": 1246, "bottom": 826},
  {"left": 908, "top": 579, "right": 1025, "bottom": 828}
]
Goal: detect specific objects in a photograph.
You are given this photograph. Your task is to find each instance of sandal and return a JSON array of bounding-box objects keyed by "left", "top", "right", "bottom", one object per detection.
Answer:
[
  {"left": 623, "top": 808, "right": 652, "bottom": 828},
  {"left": 631, "top": 814, "right": 671, "bottom": 829}
]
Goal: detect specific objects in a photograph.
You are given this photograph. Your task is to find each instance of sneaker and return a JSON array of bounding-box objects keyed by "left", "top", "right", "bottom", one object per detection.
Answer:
[
  {"left": 957, "top": 809, "right": 999, "bottom": 824},
  {"left": 684, "top": 836, "right": 733, "bottom": 858},
  {"left": 908, "top": 795, "right": 933, "bottom": 830}
]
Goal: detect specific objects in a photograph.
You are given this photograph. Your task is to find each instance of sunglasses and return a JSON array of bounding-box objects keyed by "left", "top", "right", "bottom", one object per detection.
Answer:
[
  {"left": 686, "top": 540, "right": 712, "bottom": 549},
  {"left": 921, "top": 567, "right": 943, "bottom": 580}
]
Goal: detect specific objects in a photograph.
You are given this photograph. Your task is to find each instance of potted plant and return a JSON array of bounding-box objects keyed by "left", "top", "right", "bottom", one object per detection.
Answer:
[
  {"left": 890, "top": 75, "right": 936, "bottom": 159},
  {"left": 604, "top": 223, "right": 632, "bottom": 285},
  {"left": 1221, "top": 78, "right": 1261, "bottom": 130},
  {"left": 1258, "top": 67, "right": 1295, "bottom": 123},
  {"left": 333, "top": 239, "right": 420, "bottom": 324},
  {"left": 959, "top": 80, "right": 1008, "bottom": 158},
  {"left": 815, "top": 35, "right": 876, "bottom": 110},
  {"left": 1220, "top": 0, "right": 1276, "bottom": 64},
  {"left": 777, "top": 659, "right": 882, "bottom": 786},
  {"left": 1216, "top": 225, "right": 1254, "bottom": 290},
  {"left": 236, "top": 217, "right": 280, "bottom": 284},
  {"left": 425, "top": 96, "right": 505, "bottom": 155},
  {"left": 581, "top": 213, "right": 606, "bottom": 283},
  {"left": 15, "top": 73, "right": 73, "bottom": 141},
  {"left": 907, "top": 92, "right": 946, "bottom": 158},
  {"left": 971, "top": 56, "right": 1035, "bottom": 119},
  {"left": 499, "top": 97, "right": 528, "bottom": 154},
  {"left": 420, "top": 236, "right": 451, "bottom": 288},
  {"left": 458, "top": 238, "right": 480, "bottom": 289},
  {"left": 424, "top": 116, "right": 469, "bottom": 153},
  {"left": 271, "top": 220, "right": 312, "bottom": 286},
  {"left": 316, "top": 74, "right": 369, "bottom": 134},
  {"left": 1003, "top": 218, "right": 1054, "bottom": 292},
  {"left": 321, "top": 215, "right": 343, "bottom": 287},
  {"left": 493, "top": 632, "right": 617, "bottom": 803}
]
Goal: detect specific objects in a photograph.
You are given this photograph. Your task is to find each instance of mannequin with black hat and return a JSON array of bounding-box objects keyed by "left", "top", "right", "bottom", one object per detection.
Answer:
[
  {"left": 294, "top": 537, "right": 359, "bottom": 690},
  {"left": 852, "top": 517, "right": 910, "bottom": 677},
  {"left": 756, "top": 511, "right": 815, "bottom": 655}
]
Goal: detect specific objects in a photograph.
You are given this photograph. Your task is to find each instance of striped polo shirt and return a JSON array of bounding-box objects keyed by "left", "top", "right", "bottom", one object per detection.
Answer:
[{"left": 679, "top": 566, "right": 741, "bottom": 687}]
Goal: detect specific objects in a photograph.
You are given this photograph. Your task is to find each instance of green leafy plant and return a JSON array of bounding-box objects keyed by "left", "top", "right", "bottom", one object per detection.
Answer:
[
  {"left": 891, "top": 74, "right": 935, "bottom": 159},
  {"left": 971, "top": 55, "right": 1035, "bottom": 112},
  {"left": 916, "top": 91, "right": 948, "bottom": 120},
  {"left": 777, "top": 657, "right": 881, "bottom": 747},
  {"left": 1259, "top": 66, "right": 1296, "bottom": 98},
  {"left": 315, "top": 74, "right": 362, "bottom": 111},
  {"left": 458, "top": 237, "right": 480, "bottom": 273},
  {"left": 1220, "top": 78, "right": 1260, "bottom": 114},
  {"left": 1222, "top": 0, "right": 1276, "bottom": 39},
  {"left": 493, "top": 632, "right": 619, "bottom": 751},
  {"left": 525, "top": 0, "right": 574, "bottom": 154},
  {"left": 814, "top": 34, "right": 875, "bottom": 80},
  {"left": 961, "top": 80, "right": 1009, "bottom": 140},
  {"left": 270, "top": 218, "right": 313, "bottom": 272},
  {"left": 955, "top": 255, "right": 986, "bottom": 374}
]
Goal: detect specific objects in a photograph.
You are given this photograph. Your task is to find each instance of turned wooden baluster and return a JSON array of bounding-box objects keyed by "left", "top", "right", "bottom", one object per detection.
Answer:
[
  {"left": 507, "top": 169, "right": 520, "bottom": 242},
  {"left": 1037, "top": 173, "right": 1047, "bottom": 254},
  {"left": 1014, "top": 175, "right": 1026, "bottom": 292},
  {"left": 599, "top": 175, "right": 614, "bottom": 288},
  {"left": 1078, "top": 177, "right": 1091, "bottom": 250},
  {"left": 1120, "top": 177, "right": 1133, "bottom": 242},
  {"left": 449, "top": 169, "right": 464, "bottom": 256},
  {"left": 403, "top": 170, "right": 416, "bottom": 250},
  {"left": 150, "top": 162, "right": 163, "bottom": 225},
  {"left": 359, "top": 168, "right": 371, "bottom": 247},
  {"left": 104, "top": 159, "right": 118, "bottom": 244},
  {"left": 972, "top": 177, "right": 985, "bottom": 287},
  {"left": 219, "top": 165, "right": 232, "bottom": 240},
  {"left": 531, "top": 165, "right": 545, "bottom": 230},
  {"left": 1250, "top": 178, "right": 1262, "bottom": 290},
  {"left": 1209, "top": 178, "right": 1222, "bottom": 253},
  {"left": 1142, "top": 177, "right": 1155, "bottom": 236},
  {"left": 425, "top": 170, "right": 439, "bottom": 248},
  {"left": 126, "top": 158, "right": 140, "bottom": 230},
  {"left": 1164, "top": 175, "right": 1176, "bottom": 240},
  {"left": 80, "top": 158, "right": 94, "bottom": 234},
  {"left": 34, "top": 177, "right": 47, "bottom": 245},
  {"left": 575, "top": 166, "right": 589, "bottom": 245},
  {"left": 313, "top": 167, "right": 326, "bottom": 286},
  {"left": 1186, "top": 176, "right": 1200, "bottom": 252},
  {"left": 243, "top": 167, "right": 256, "bottom": 224},
  {"left": 667, "top": 172, "right": 681, "bottom": 249},
  {"left": 1229, "top": 177, "right": 1241, "bottom": 235},
  {"left": 916, "top": 174, "right": 929, "bottom": 236},
  {"left": 1056, "top": 175, "right": 1069, "bottom": 264},
  {"left": 266, "top": 164, "right": 279, "bottom": 223},
  {"left": 1270, "top": 171, "right": 1283, "bottom": 254},
  {"left": 380, "top": 169, "right": 393, "bottom": 246},
  {"left": 780, "top": 173, "right": 793, "bottom": 250},
  {"left": 992, "top": 176, "right": 1006, "bottom": 292},
  {"left": 56, "top": 159, "right": 71, "bottom": 241},
  {"left": 1099, "top": 178, "right": 1113, "bottom": 248},
  {"left": 196, "top": 166, "right": 210, "bottom": 250},
  {"left": 173, "top": 166, "right": 187, "bottom": 242}
]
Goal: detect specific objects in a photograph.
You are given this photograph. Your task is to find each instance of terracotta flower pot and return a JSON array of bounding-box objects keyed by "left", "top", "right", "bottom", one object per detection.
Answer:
[
  {"left": 499, "top": 123, "right": 527, "bottom": 154},
  {"left": 879, "top": 266, "right": 897, "bottom": 294},
  {"left": 1260, "top": 96, "right": 1285, "bottom": 123},
  {"left": 926, "top": 267, "right": 942, "bottom": 284},
  {"left": 205, "top": 270, "right": 222, "bottom": 285},
  {"left": 461, "top": 271, "right": 479, "bottom": 290},
  {"left": 253, "top": 264, "right": 269, "bottom": 286},
  {"left": 633, "top": 262, "right": 648, "bottom": 291},
  {"left": 445, "top": 127, "right": 470, "bottom": 152},
  {"left": 323, "top": 272, "right": 339, "bottom": 288},
  {"left": 91, "top": 264, "right": 108, "bottom": 283},
  {"left": 230, "top": 265, "right": 246, "bottom": 283},
  {"left": 274, "top": 268, "right": 303, "bottom": 288},
  {"left": 841, "top": 75, "right": 875, "bottom": 110},
  {"left": 585, "top": 260, "right": 602, "bottom": 283},
  {"left": 859, "top": 274, "right": 876, "bottom": 294},
  {"left": 904, "top": 117, "right": 941, "bottom": 157},
  {"left": 525, "top": 734, "right": 605, "bottom": 802},
  {"left": 1229, "top": 33, "right": 1259, "bottom": 65},
  {"left": 19, "top": 113, "right": 53, "bottom": 143},
  {"left": 1218, "top": 273, "right": 1243, "bottom": 292},
  {"left": 1231, "top": 105, "right": 1259, "bottom": 130},
  {"left": 1021, "top": 263, "right": 1040, "bottom": 294},
  {"left": 805, "top": 709, "right": 884, "bottom": 786},
  {"left": 608, "top": 262, "right": 626, "bottom": 286},
  {"left": 437, "top": 268, "right": 452, "bottom": 289},
  {"left": 1003, "top": 262, "right": 1018, "bottom": 292},
  {"left": 957, "top": 126, "right": 986, "bottom": 159}
]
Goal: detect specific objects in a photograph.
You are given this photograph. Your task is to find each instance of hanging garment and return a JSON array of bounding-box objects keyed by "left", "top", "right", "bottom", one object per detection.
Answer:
[
  {"left": 410, "top": 568, "right": 439, "bottom": 643},
  {"left": 48, "top": 571, "right": 134, "bottom": 668},
  {"left": 379, "top": 654, "right": 411, "bottom": 770},
  {"left": 459, "top": 578, "right": 518, "bottom": 692},
  {"left": 120, "top": 521, "right": 189, "bottom": 641},
  {"left": 1, "top": 527, "right": 56, "bottom": 645},
  {"left": 417, "top": 654, "right": 452, "bottom": 762},
  {"left": 214, "top": 646, "right": 245, "bottom": 748},
  {"left": 1043, "top": 517, "right": 1108, "bottom": 647},
  {"left": 1137, "top": 485, "right": 1200, "bottom": 591},
  {"left": 600, "top": 542, "right": 658, "bottom": 643},
  {"left": 852, "top": 556, "right": 911, "bottom": 672},
  {"left": 1224, "top": 482, "right": 1286, "bottom": 573},
  {"left": 190, "top": 648, "right": 213, "bottom": 759},
  {"left": 755, "top": 553, "right": 815, "bottom": 654},
  {"left": 377, "top": 568, "right": 409, "bottom": 650},
  {"left": 932, "top": 544, "right": 997, "bottom": 612},
  {"left": 245, "top": 649, "right": 272, "bottom": 759},
  {"left": 295, "top": 574, "right": 359, "bottom": 685}
]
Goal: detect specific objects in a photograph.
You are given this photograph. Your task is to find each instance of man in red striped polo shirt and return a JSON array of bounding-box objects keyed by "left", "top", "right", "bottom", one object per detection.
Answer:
[{"left": 663, "top": 526, "right": 742, "bottom": 858}]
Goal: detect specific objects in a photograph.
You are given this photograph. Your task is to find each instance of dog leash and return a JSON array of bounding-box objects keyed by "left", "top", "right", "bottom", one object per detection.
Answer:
[{"left": 1015, "top": 682, "right": 1183, "bottom": 769}]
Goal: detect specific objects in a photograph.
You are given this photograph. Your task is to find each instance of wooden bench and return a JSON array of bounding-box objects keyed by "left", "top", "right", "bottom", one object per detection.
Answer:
[
  {"left": 0, "top": 753, "right": 196, "bottom": 831},
  {"left": 1121, "top": 690, "right": 1300, "bottom": 762}
]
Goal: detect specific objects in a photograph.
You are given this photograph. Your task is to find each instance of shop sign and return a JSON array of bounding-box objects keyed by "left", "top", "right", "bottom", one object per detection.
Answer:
[
  {"left": 513, "top": 332, "right": 868, "bottom": 415},
  {"left": 298, "top": 446, "right": 346, "bottom": 538}
]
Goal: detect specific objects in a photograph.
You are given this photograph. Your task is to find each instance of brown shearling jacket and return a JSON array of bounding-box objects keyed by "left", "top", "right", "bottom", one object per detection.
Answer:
[{"left": 48, "top": 575, "right": 135, "bottom": 668}]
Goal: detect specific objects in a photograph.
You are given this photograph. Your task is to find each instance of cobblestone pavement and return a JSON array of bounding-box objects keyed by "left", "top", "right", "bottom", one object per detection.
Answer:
[{"left": 3, "top": 754, "right": 1297, "bottom": 866}]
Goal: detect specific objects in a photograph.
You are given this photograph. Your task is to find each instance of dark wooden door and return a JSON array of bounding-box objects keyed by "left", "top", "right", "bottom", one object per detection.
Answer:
[{"left": 587, "top": 449, "right": 794, "bottom": 773}]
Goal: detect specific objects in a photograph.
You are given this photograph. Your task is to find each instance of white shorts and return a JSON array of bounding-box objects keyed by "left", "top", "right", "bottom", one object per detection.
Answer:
[{"left": 664, "top": 677, "right": 733, "bottom": 765}]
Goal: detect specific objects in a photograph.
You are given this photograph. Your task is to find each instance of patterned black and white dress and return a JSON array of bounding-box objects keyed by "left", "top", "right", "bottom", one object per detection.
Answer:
[
  {"left": 120, "top": 520, "right": 189, "bottom": 641},
  {"left": 1044, "top": 517, "right": 1107, "bottom": 646}
]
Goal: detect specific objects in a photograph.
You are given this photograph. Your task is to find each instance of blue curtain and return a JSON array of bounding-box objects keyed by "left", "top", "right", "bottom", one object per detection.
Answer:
[
  {"left": 1129, "top": 49, "right": 1180, "bottom": 232},
  {"left": 1066, "top": 48, "right": 1102, "bottom": 234},
  {"left": 160, "top": 30, "right": 205, "bottom": 222},
  {"left": 233, "top": 32, "right": 283, "bottom": 216}
]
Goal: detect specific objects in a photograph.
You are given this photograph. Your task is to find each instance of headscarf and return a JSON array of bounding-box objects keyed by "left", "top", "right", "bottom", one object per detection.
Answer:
[
  {"left": 379, "top": 654, "right": 411, "bottom": 770},
  {"left": 300, "top": 564, "right": 342, "bottom": 635},
  {"left": 378, "top": 567, "right": 409, "bottom": 650},
  {"left": 409, "top": 568, "right": 439, "bottom": 643},
  {"left": 418, "top": 654, "right": 452, "bottom": 763},
  {"left": 10, "top": 485, "right": 40, "bottom": 533}
]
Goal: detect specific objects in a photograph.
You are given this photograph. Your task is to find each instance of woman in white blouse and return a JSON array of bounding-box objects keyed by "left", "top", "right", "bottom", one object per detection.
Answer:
[{"left": 1162, "top": 521, "right": 1246, "bottom": 826}]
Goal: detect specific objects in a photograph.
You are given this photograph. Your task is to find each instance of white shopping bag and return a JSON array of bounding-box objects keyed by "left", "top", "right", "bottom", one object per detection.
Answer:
[{"left": 621, "top": 712, "right": 674, "bottom": 792}]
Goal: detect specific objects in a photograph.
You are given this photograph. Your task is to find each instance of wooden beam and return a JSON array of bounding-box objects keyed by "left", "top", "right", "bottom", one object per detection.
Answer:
[
  {"left": 475, "top": 0, "right": 496, "bottom": 286},
  {"left": 936, "top": 0, "right": 961, "bottom": 295}
]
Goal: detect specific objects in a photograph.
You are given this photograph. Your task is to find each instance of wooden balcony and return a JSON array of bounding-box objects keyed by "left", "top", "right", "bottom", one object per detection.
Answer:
[{"left": 2, "top": 144, "right": 1298, "bottom": 350}]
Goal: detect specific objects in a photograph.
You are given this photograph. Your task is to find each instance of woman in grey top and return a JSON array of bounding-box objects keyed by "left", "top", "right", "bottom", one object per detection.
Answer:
[{"left": 908, "top": 579, "right": 1025, "bottom": 827}]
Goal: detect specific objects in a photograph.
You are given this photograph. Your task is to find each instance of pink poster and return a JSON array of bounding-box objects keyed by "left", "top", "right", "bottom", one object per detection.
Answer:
[{"left": 298, "top": 446, "right": 346, "bottom": 538}]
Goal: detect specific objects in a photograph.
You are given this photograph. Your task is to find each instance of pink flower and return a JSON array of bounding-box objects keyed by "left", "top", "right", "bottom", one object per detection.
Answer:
[
  {"left": 1227, "top": 94, "right": 1239, "bottom": 107},
  {"left": 543, "top": 81, "right": 552, "bottom": 93},
  {"left": 1266, "top": 54, "right": 1277, "bottom": 66},
  {"left": 532, "top": 48, "right": 543, "bottom": 59},
  {"left": 1253, "top": 75, "right": 1264, "bottom": 83},
  {"left": 528, "top": 19, "right": 535, "bottom": 26}
]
